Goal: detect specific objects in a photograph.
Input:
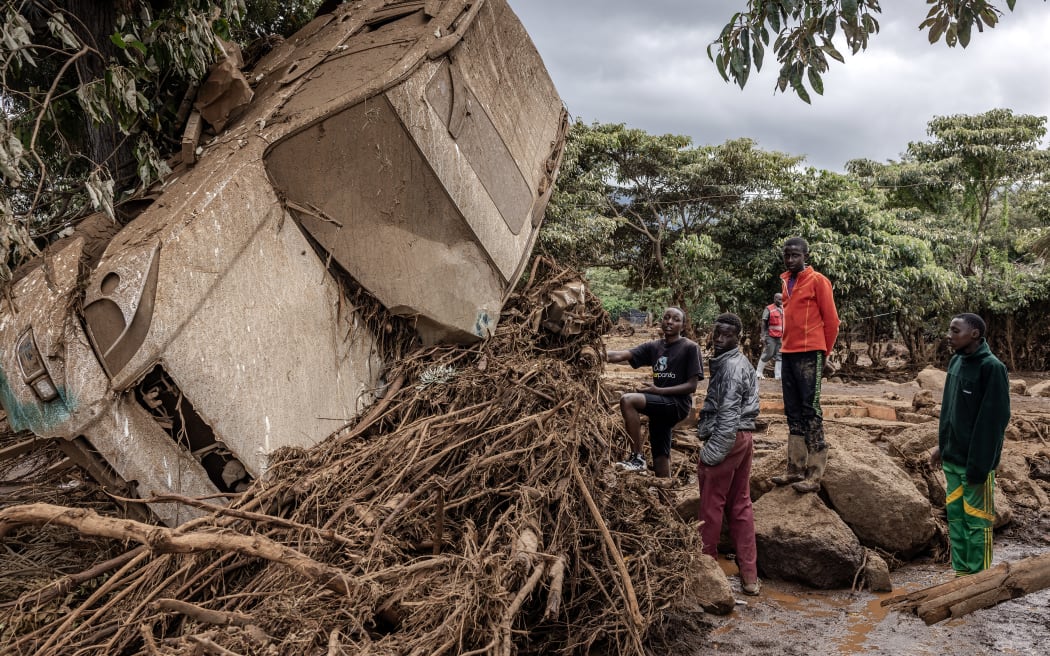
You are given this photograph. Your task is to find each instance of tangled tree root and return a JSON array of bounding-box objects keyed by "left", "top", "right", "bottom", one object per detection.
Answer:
[{"left": 0, "top": 260, "right": 715, "bottom": 655}]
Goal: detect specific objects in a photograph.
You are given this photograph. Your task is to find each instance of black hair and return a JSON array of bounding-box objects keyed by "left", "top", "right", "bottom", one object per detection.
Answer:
[
  {"left": 714, "top": 312, "right": 742, "bottom": 335},
  {"left": 666, "top": 306, "right": 686, "bottom": 321},
  {"left": 954, "top": 313, "right": 987, "bottom": 338},
  {"left": 783, "top": 236, "right": 809, "bottom": 254}
]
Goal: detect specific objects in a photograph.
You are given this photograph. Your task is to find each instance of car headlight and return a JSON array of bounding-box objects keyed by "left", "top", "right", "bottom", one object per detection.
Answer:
[{"left": 16, "top": 328, "right": 59, "bottom": 402}]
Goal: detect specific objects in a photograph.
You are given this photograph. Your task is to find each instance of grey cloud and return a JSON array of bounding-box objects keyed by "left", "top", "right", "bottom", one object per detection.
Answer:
[{"left": 509, "top": 0, "right": 1050, "bottom": 172}]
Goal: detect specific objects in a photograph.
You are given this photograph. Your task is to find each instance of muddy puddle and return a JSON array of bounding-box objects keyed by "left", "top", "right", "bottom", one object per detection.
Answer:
[{"left": 691, "top": 540, "right": 1050, "bottom": 655}]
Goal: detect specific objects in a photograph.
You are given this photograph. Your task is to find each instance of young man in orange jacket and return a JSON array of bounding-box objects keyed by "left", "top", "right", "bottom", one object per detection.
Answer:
[{"left": 771, "top": 237, "right": 840, "bottom": 493}]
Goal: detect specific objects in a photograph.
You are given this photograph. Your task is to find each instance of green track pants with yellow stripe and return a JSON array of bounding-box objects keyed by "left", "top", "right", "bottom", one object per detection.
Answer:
[{"left": 943, "top": 459, "right": 995, "bottom": 575}]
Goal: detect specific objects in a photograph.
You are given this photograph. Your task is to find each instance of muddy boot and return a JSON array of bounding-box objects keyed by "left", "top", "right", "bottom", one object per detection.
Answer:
[
  {"left": 792, "top": 448, "right": 828, "bottom": 493},
  {"left": 771, "top": 434, "right": 807, "bottom": 485}
]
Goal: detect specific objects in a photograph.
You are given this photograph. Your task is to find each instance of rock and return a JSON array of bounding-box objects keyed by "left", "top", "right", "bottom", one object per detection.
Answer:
[
  {"left": 858, "top": 401, "right": 899, "bottom": 421},
  {"left": 1028, "top": 380, "right": 1050, "bottom": 398},
  {"left": 883, "top": 391, "right": 902, "bottom": 401},
  {"left": 1010, "top": 379, "right": 1028, "bottom": 396},
  {"left": 822, "top": 429, "right": 938, "bottom": 556},
  {"left": 898, "top": 412, "right": 935, "bottom": 425},
  {"left": 912, "top": 389, "right": 936, "bottom": 410},
  {"left": 749, "top": 447, "right": 786, "bottom": 501},
  {"left": 915, "top": 367, "right": 947, "bottom": 392},
  {"left": 928, "top": 468, "right": 947, "bottom": 507},
  {"left": 862, "top": 549, "right": 893, "bottom": 592},
  {"left": 753, "top": 486, "right": 866, "bottom": 589},
  {"left": 995, "top": 490, "right": 1013, "bottom": 529},
  {"left": 689, "top": 553, "right": 736, "bottom": 614},
  {"left": 998, "top": 452, "right": 1050, "bottom": 509},
  {"left": 886, "top": 423, "right": 938, "bottom": 461},
  {"left": 674, "top": 492, "right": 700, "bottom": 523}
]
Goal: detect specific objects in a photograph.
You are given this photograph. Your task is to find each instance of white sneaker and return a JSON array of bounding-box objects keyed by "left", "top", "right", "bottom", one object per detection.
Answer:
[{"left": 615, "top": 453, "right": 646, "bottom": 472}]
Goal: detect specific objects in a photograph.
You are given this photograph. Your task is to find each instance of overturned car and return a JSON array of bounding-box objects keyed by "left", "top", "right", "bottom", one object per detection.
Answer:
[{"left": 0, "top": 0, "right": 566, "bottom": 525}]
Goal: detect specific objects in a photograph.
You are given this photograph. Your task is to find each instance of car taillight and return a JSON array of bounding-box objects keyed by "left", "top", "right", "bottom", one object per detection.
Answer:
[{"left": 16, "top": 328, "right": 59, "bottom": 402}]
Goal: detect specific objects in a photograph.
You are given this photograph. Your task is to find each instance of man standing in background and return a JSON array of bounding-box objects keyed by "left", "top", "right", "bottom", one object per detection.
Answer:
[
  {"left": 771, "top": 237, "right": 839, "bottom": 494},
  {"left": 756, "top": 292, "right": 784, "bottom": 380}
]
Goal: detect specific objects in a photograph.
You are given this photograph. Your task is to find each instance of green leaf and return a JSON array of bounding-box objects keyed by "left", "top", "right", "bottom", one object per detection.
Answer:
[
  {"left": 842, "top": 0, "right": 858, "bottom": 22},
  {"left": 752, "top": 40, "right": 765, "bottom": 71},
  {"left": 109, "top": 31, "right": 127, "bottom": 48},
  {"left": 807, "top": 67, "right": 824, "bottom": 96},
  {"left": 128, "top": 39, "right": 147, "bottom": 56},
  {"left": 822, "top": 43, "right": 845, "bottom": 64},
  {"left": 958, "top": 18, "right": 972, "bottom": 47}
]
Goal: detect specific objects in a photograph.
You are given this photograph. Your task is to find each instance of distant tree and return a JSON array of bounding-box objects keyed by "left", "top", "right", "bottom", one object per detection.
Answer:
[
  {"left": 711, "top": 1, "right": 1041, "bottom": 102},
  {"left": 541, "top": 121, "right": 801, "bottom": 318}
]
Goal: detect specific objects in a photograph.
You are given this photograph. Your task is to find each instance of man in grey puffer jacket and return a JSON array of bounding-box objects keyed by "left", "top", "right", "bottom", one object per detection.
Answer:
[{"left": 696, "top": 312, "right": 761, "bottom": 595}]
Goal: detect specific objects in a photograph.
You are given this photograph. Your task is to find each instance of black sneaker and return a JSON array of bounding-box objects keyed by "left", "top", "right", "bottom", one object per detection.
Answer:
[{"left": 615, "top": 452, "right": 647, "bottom": 472}]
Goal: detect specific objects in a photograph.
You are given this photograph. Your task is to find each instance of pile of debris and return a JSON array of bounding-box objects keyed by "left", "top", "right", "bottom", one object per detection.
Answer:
[{"left": 0, "top": 261, "right": 732, "bottom": 656}]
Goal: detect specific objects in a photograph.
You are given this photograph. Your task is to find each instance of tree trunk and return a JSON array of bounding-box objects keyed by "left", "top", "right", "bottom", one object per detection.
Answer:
[
  {"left": 66, "top": 0, "right": 139, "bottom": 189},
  {"left": 882, "top": 552, "right": 1050, "bottom": 625}
]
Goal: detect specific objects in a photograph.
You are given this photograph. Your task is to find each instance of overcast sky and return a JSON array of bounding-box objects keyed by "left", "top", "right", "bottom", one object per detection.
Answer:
[{"left": 509, "top": 1, "right": 1050, "bottom": 172}]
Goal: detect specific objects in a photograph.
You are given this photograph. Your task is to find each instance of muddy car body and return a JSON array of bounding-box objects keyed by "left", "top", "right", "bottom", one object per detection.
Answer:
[{"left": 0, "top": 0, "right": 566, "bottom": 525}]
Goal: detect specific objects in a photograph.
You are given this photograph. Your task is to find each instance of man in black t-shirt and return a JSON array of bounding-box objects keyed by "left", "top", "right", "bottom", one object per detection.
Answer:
[{"left": 606, "top": 307, "right": 704, "bottom": 477}]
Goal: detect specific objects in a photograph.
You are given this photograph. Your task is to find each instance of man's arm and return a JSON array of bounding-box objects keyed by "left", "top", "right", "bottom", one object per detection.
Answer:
[
  {"left": 818, "top": 276, "right": 840, "bottom": 357},
  {"left": 699, "top": 372, "right": 745, "bottom": 466},
  {"left": 760, "top": 308, "right": 770, "bottom": 338},
  {"left": 966, "top": 361, "right": 1011, "bottom": 484},
  {"left": 606, "top": 349, "right": 633, "bottom": 364}
]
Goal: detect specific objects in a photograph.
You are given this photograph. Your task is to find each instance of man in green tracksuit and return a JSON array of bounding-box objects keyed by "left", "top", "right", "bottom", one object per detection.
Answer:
[{"left": 929, "top": 313, "right": 1010, "bottom": 576}]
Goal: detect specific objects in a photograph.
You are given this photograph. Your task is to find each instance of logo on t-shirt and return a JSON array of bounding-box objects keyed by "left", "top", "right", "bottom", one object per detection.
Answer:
[{"left": 655, "top": 356, "right": 668, "bottom": 372}]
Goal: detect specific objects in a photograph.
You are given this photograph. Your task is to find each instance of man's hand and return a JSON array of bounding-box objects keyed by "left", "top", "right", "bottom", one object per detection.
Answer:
[{"left": 928, "top": 445, "right": 942, "bottom": 468}]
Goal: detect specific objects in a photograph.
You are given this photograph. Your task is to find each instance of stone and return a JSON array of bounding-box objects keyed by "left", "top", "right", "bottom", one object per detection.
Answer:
[
  {"left": 753, "top": 486, "right": 866, "bottom": 589},
  {"left": 822, "top": 428, "right": 938, "bottom": 556},
  {"left": 689, "top": 553, "right": 736, "bottom": 614},
  {"left": 915, "top": 367, "right": 947, "bottom": 392},
  {"left": 886, "top": 423, "right": 939, "bottom": 461},
  {"left": 1028, "top": 380, "right": 1050, "bottom": 398},
  {"left": 749, "top": 446, "right": 786, "bottom": 501},
  {"left": 898, "top": 412, "right": 935, "bottom": 425},
  {"left": 994, "top": 489, "right": 1013, "bottom": 529},
  {"left": 998, "top": 452, "right": 1050, "bottom": 509},
  {"left": 862, "top": 549, "right": 893, "bottom": 592},
  {"left": 858, "top": 401, "right": 899, "bottom": 421},
  {"left": 911, "top": 389, "right": 936, "bottom": 410},
  {"left": 1010, "top": 379, "right": 1028, "bottom": 396}
]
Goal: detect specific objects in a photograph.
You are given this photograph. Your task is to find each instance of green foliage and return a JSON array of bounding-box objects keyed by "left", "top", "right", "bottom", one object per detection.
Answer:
[
  {"left": 0, "top": 0, "right": 323, "bottom": 281},
  {"left": 541, "top": 121, "right": 802, "bottom": 318},
  {"left": 711, "top": 1, "right": 1033, "bottom": 102},
  {"left": 584, "top": 267, "right": 643, "bottom": 320}
]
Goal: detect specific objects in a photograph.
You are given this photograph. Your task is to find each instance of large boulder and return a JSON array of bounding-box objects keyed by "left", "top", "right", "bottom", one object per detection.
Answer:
[
  {"left": 998, "top": 452, "right": 1050, "bottom": 510},
  {"left": 915, "top": 367, "right": 947, "bottom": 392},
  {"left": 1009, "top": 379, "right": 1028, "bottom": 396},
  {"left": 822, "top": 429, "right": 938, "bottom": 556},
  {"left": 753, "top": 486, "right": 866, "bottom": 589}
]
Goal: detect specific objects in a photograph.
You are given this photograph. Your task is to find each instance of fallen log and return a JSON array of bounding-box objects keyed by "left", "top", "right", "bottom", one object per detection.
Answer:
[
  {"left": 0, "top": 503, "right": 372, "bottom": 599},
  {"left": 883, "top": 552, "right": 1050, "bottom": 624}
]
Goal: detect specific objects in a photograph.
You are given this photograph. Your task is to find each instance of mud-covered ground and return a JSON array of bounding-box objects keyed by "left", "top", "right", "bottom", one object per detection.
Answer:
[
  {"left": 693, "top": 540, "right": 1050, "bottom": 655},
  {"left": 604, "top": 333, "right": 1050, "bottom": 655}
]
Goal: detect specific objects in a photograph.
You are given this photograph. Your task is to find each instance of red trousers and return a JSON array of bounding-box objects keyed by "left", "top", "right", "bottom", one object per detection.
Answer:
[{"left": 696, "top": 430, "right": 758, "bottom": 581}]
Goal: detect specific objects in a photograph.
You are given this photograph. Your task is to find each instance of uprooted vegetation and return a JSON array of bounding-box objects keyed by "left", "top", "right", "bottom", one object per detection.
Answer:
[{"left": 0, "top": 262, "right": 724, "bottom": 656}]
